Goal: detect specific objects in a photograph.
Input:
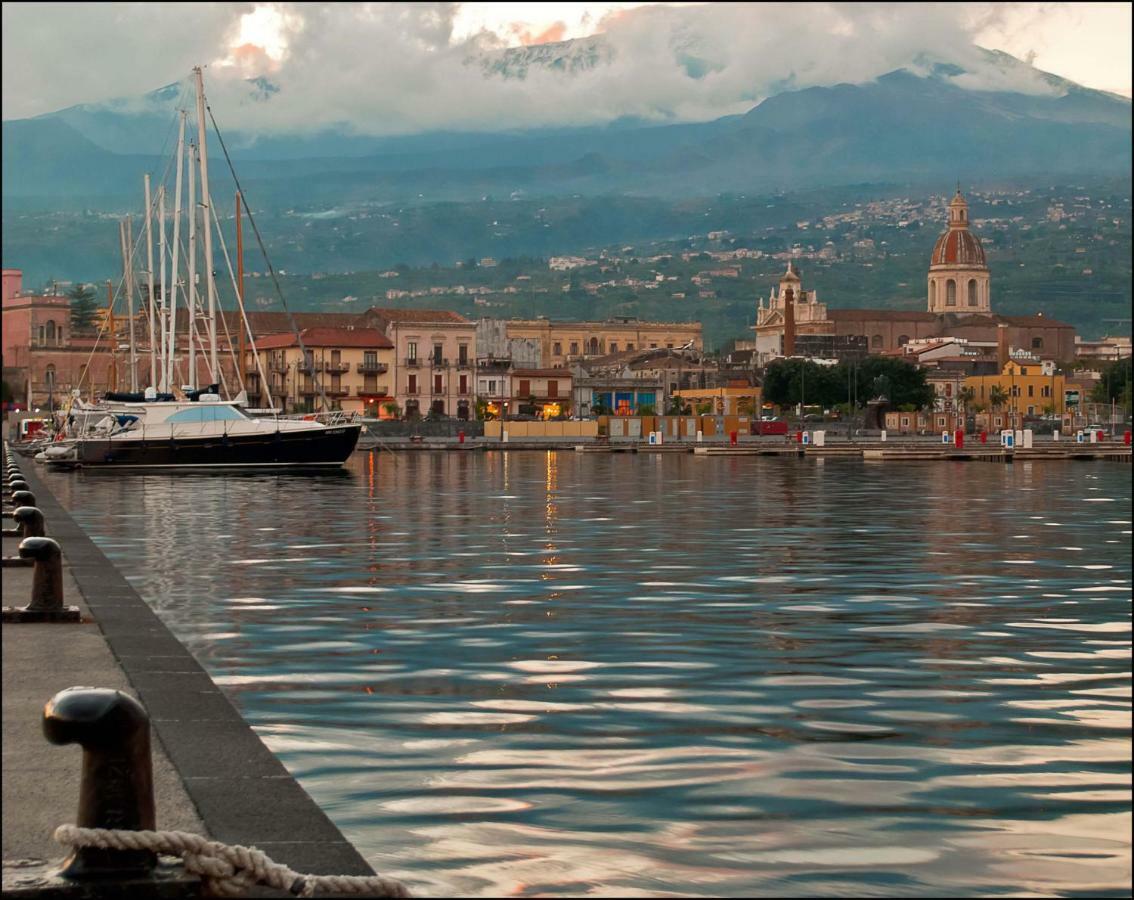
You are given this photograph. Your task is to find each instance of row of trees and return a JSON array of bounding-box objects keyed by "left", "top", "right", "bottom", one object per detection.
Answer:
[{"left": 762, "top": 356, "right": 935, "bottom": 411}]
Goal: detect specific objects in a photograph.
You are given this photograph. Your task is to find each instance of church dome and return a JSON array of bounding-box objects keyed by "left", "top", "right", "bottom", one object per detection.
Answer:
[
  {"left": 929, "top": 189, "right": 987, "bottom": 269},
  {"left": 930, "top": 229, "right": 987, "bottom": 267}
]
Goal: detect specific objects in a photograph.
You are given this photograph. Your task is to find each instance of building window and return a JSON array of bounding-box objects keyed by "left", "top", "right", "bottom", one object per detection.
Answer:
[
  {"left": 459, "top": 374, "right": 468, "bottom": 395},
  {"left": 871, "top": 334, "right": 883, "bottom": 349},
  {"left": 408, "top": 374, "right": 417, "bottom": 394},
  {"left": 1042, "top": 386, "right": 1050, "bottom": 398},
  {"left": 458, "top": 345, "right": 468, "bottom": 365},
  {"left": 331, "top": 349, "right": 341, "bottom": 364},
  {"left": 434, "top": 373, "right": 443, "bottom": 394},
  {"left": 650, "top": 343, "right": 657, "bottom": 349},
  {"left": 610, "top": 342, "right": 618, "bottom": 353},
  {"left": 627, "top": 343, "right": 634, "bottom": 351},
  {"left": 38, "top": 325, "right": 45, "bottom": 344},
  {"left": 946, "top": 280, "right": 956, "bottom": 306},
  {"left": 898, "top": 334, "right": 910, "bottom": 346},
  {"left": 667, "top": 343, "right": 673, "bottom": 349},
  {"left": 569, "top": 342, "right": 578, "bottom": 355},
  {"left": 588, "top": 337, "right": 599, "bottom": 355},
  {"left": 407, "top": 341, "right": 417, "bottom": 363},
  {"left": 553, "top": 342, "right": 562, "bottom": 356},
  {"left": 364, "top": 350, "right": 377, "bottom": 367},
  {"left": 518, "top": 379, "right": 531, "bottom": 396},
  {"left": 488, "top": 379, "right": 496, "bottom": 394},
  {"left": 967, "top": 279, "right": 978, "bottom": 306},
  {"left": 433, "top": 343, "right": 443, "bottom": 365},
  {"left": 1028, "top": 385, "right": 1034, "bottom": 398},
  {"left": 1020, "top": 367, "right": 1028, "bottom": 375},
  {"left": 1032, "top": 337, "right": 1043, "bottom": 350},
  {"left": 929, "top": 281, "right": 936, "bottom": 307},
  {"left": 45, "top": 365, "right": 56, "bottom": 387},
  {"left": 45, "top": 320, "right": 56, "bottom": 342},
  {"left": 547, "top": 380, "right": 558, "bottom": 398}
]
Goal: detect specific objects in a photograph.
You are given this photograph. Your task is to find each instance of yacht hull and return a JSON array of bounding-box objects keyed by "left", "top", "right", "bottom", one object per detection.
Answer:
[{"left": 61, "top": 424, "right": 362, "bottom": 469}]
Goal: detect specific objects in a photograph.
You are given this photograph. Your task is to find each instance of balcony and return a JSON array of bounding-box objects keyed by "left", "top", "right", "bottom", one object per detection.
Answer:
[
  {"left": 404, "top": 357, "right": 420, "bottom": 367},
  {"left": 269, "top": 362, "right": 289, "bottom": 374},
  {"left": 326, "top": 388, "right": 349, "bottom": 398},
  {"left": 456, "top": 358, "right": 471, "bottom": 369},
  {"left": 429, "top": 357, "right": 449, "bottom": 368},
  {"left": 355, "top": 386, "right": 389, "bottom": 397},
  {"left": 319, "top": 361, "right": 350, "bottom": 374},
  {"left": 357, "top": 362, "right": 389, "bottom": 374}
]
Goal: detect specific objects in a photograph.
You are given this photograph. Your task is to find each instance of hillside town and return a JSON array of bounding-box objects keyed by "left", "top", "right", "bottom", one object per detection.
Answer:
[{"left": 3, "top": 191, "right": 1130, "bottom": 435}]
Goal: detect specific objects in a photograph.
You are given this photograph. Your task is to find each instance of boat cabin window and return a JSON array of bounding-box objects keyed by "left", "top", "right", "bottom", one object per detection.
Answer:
[{"left": 166, "top": 405, "right": 247, "bottom": 424}]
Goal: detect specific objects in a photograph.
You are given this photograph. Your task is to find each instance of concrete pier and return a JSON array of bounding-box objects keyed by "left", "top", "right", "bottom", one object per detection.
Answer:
[{"left": 2, "top": 451, "right": 381, "bottom": 890}]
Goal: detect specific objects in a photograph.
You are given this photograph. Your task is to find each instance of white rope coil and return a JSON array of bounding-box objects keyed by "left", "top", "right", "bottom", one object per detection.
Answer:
[{"left": 54, "top": 824, "right": 411, "bottom": 898}]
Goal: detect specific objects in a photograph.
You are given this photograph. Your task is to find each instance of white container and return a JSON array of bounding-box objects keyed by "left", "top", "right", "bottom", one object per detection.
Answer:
[
  {"left": 1053, "top": 430, "right": 1060, "bottom": 441},
  {"left": 813, "top": 430, "right": 825, "bottom": 447},
  {"left": 696, "top": 430, "right": 703, "bottom": 443},
  {"left": 502, "top": 430, "right": 509, "bottom": 443},
  {"left": 1023, "top": 429, "right": 1033, "bottom": 449},
  {"left": 802, "top": 431, "right": 811, "bottom": 446},
  {"left": 941, "top": 431, "right": 950, "bottom": 444},
  {"left": 880, "top": 430, "right": 887, "bottom": 442}
]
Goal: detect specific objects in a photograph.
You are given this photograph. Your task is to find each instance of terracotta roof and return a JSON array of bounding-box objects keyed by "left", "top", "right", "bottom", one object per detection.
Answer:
[
  {"left": 512, "top": 368, "right": 572, "bottom": 379},
  {"left": 828, "top": 309, "right": 939, "bottom": 322},
  {"left": 997, "top": 314, "right": 1073, "bottom": 328},
  {"left": 364, "top": 307, "right": 471, "bottom": 325},
  {"left": 930, "top": 228, "right": 986, "bottom": 268},
  {"left": 254, "top": 327, "right": 393, "bottom": 350}
]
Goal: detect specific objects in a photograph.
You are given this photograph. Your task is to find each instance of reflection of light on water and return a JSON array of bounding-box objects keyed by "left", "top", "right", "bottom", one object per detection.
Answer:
[{"left": 40, "top": 456, "right": 1133, "bottom": 899}]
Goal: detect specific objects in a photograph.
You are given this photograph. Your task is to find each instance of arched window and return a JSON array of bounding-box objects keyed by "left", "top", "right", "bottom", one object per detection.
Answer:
[
  {"left": 967, "top": 279, "right": 978, "bottom": 306},
  {"left": 871, "top": 334, "right": 883, "bottom": 349},
  {"left": 588, "top": 337, "right": 599, "bottom": 355},
  {"left": 45, "top": 365, "right": 56, "bottom": 387},
  {"left": 898, "top": 334, "right": 910, "bottom": 347},
  {"left": 946, "top": 280, "right": 957, "bottom": 306},
  {"left": 929, "top": 281, "right": 936, "bottom": 307},
  {"left": 1031, "top": 337, "right": 1043, "bottom": 350},
  {"left": 45, "top": 320, "right": 56, "bottom": 342},
  {"left": 38, "top": 325, "right": 45, "bottom": 344}
]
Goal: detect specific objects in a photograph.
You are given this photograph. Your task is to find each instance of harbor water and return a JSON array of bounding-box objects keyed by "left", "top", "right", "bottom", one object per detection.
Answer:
[{"left": 39, "top": 454, "right": 1132, "bottom": 897}]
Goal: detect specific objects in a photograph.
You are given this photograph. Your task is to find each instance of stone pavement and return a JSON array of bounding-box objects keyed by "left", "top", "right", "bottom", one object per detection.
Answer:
[{"left": 1, "top": 536, "right": 207, "bottom": 862}]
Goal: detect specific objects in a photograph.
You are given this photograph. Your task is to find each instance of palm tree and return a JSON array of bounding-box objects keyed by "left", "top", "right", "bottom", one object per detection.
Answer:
[
  {"left": 988, "top": 385, "right": 1008, "bottom": 427},
  {"left": 958, "top": 386, "right": 975, "bottom": 428}
]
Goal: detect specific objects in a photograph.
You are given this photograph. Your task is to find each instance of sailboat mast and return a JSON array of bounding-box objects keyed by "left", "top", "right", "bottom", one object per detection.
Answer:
[
  {"left": 187, "top": 143, "right": 198, "bottom": 390},
  {"left": 106, "top": 280, "right": 118, "bottom": 392},
  {"left": 126, "top": 216, "right": 136, "bottom": 390},
  {"left": 167, "top": 110, "right": 186, "bottom": 392},
  {"left": 119, "top": 217, "right": 137, "bottom": 391},
  {"left": 236, "top": 191, "right": 246, "bottom": 393},
  {"left": 158, "top": 184, "right": 167, "bottom": 391},
  {"left": 193, "top": 66, "right": 219, "bottom": 384},
  {"left": 144, "top": 174, "right": 157, "bottom": 388}
]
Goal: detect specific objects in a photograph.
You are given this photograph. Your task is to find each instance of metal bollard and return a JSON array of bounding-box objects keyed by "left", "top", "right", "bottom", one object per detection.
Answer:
[
  {"left": 43, "top": 688, "right": 157, "bottom": 879},
  {"left": 10, "top": 489, "right": 36, "bottom": 509},
  {"left": 1, "top": 537, "right": 81, "bottom": 623},
  {"left": 9, "top": 479, "right": 30, "bottom": 494},
  {"left": 15, "top": 506, "right": 46, "bottom": 537}
]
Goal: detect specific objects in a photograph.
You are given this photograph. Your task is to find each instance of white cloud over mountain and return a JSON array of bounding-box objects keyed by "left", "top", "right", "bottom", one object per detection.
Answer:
[{"left": 2, "top": 2, "right": 1119, "bottom": 133}]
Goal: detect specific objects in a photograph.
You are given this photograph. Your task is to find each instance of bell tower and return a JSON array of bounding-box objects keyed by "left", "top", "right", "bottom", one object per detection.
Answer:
[{"left": 928, "top": 189, "right": 991, "bottom": 315}]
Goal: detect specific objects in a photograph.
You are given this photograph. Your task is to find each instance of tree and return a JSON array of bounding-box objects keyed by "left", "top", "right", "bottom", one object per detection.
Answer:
[
  {"left": 988, "top": 385, "right": 1008, "bottom": 413},
  {"left": 382, "top": 401, "right": 401, "bottom": 419},
  {"left": 666, "top": 395, "right": 690, "bottom": 415},
  {"left": 1090, "top": 358, "right": 1132, "bottom": 407},
  {"left": 638, "top": 403, "right": 656, "bottom": 416},
  {"left": 68, "top": 283, "right": 98, "bottom": 332}
]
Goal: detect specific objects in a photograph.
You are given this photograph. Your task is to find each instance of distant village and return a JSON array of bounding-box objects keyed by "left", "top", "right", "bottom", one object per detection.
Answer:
[{"left": 3, "top": 190, "right": 1130, "bottom": 436}]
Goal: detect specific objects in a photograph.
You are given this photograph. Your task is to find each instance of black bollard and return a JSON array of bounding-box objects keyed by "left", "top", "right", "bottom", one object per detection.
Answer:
[
  {"left": 11, "top": 489, "right": 36, "bottom": 508},
  {"left": 43, "top": 688, "right": 157, "bottom": 879},
  {"left": 15, "top": 506, "right": 46, "bottom": 537},
  {"left": 9, "top": 479, "right": 30, "bottom": 494},
  {"left": 1, "top": 537, "right": 80, "bottom": 622}
]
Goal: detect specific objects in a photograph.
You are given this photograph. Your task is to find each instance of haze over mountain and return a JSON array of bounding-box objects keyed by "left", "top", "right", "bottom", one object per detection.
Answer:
[{"left": 3, "top": 41, "right": 1129, "bottom": 212}]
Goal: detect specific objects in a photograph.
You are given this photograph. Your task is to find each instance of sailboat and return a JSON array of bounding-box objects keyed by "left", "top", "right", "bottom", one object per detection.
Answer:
[{"left": 44, "top": 68, "right": 361, "bottom": 470}]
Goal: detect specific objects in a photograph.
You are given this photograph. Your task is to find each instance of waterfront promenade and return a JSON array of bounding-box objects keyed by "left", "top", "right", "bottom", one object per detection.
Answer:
[{"left": 2, "top": 449, "right": 380, "bottom": 892}]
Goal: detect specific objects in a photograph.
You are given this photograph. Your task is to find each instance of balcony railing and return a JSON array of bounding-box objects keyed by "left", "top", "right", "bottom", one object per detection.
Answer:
[
  {"left": 430, "top": 357, "right": 449, "bottom": 367},
  {"left": 319, "top": 361, "right": 350, "bottom": 374},
  {"left": 456, "top": 358, "right": 471, "bottom": 369},
  {"left": 404, "top": 357, "right": 420, "bottom": 367},
  {"left": 325, "top": 388, "right": 349, "bottom": 398},
  {"left": 355, "top": 386, "right": 389, "bottom": 397},
  {"left": 357, "top": 362, "right": 389, "bottom": 374}
]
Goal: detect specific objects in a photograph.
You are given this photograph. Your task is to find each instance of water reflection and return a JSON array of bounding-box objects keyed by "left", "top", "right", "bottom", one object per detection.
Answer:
[{"left": 42, "top": 456, "right": 1132, "bottom": 898}]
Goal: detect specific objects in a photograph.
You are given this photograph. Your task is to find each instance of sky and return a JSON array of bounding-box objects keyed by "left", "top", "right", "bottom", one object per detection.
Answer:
[{"left": 2, "top": 2, "right": 1130, "bottom": 133}]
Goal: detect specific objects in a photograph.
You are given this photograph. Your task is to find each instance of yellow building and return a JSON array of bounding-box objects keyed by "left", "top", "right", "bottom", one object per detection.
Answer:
[
  {"left": 503, "top": 317, "right": 703, "bottom": 367},
  {"left": 965, "top": 359, "right": 1065, "bottom": 426},
  {"left": 246, "top": 327, "right": 396, "bottom": 415},
  {"left": 673, "top": 385, "right": 761, "bottom": 416}
]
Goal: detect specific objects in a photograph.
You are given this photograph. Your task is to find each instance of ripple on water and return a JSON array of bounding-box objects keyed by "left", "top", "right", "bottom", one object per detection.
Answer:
[{"left": 41, "top": 455, "right": 1132, "bottom": 898}]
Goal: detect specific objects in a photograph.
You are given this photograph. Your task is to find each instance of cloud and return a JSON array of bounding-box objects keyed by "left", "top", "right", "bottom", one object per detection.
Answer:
[{"left": 3, "top": 2, "right": 1118, "bottom": 134}]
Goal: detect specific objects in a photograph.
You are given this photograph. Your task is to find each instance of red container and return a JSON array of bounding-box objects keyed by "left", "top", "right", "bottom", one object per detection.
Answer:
[
  {"left": 458, "top": 430, "right": 465, "bottom": 444},
  {"left": 980, "top": 431, "right": 988, "bottom": 444},
  {"left": 1125, "top": 431, "right": 1131, "bottom": 446},
  {"left": 954, "top": 429, "right": 964, "bottom": 449},
  {"left": 730, "top": 430, "right": 738, "bottom": 446},
  {"left": 795, "top": 430, "right": 803, "bottom": 444}
]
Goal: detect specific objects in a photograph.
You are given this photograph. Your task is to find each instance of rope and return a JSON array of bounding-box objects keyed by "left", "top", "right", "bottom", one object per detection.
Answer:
[{"left": 54, "top": 824, "right": 411, "bottom": 898}]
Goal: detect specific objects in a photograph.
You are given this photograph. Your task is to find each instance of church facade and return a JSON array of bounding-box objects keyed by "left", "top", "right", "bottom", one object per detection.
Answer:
[{"left": 752, "top": 190, "right": 1077, "bottom": 363}]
